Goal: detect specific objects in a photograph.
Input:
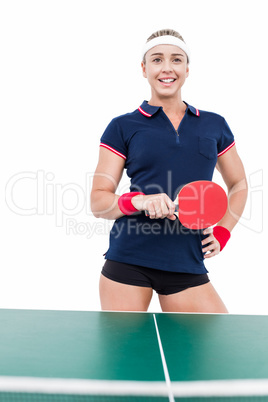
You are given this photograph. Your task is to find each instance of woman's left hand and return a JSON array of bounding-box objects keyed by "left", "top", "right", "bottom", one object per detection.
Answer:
[{"left": 202, "top": 228, "right": 221, "bottom": 258}]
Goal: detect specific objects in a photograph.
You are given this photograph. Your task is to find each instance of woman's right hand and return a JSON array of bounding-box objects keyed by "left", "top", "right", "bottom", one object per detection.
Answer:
[{"left": 131, "top": 193, "right": 177, "bottom": 220}]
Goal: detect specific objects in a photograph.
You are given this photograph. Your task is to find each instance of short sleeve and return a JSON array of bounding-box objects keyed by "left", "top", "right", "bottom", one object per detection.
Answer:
[
  {"left": 217, "top": 118, "right": 235, "bottom": 157},
  {"left": 100, "top": 118, "right": 127, "bottom": 160}
]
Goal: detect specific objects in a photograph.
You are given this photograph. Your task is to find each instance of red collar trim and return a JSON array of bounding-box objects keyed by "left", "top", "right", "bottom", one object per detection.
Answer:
[{"left": 138, "top": 106, "right": 152, "bottom": 117}]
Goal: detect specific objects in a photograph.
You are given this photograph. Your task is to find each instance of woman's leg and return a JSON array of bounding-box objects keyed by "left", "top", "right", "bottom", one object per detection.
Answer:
[
  {"left": 99, "top": 274, "right": 153, "bottom": 311},
  {"left": 158, "top": 282, "right": 228, "bottom": 313}
]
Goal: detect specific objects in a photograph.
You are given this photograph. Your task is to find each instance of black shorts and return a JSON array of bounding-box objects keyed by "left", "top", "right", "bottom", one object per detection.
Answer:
[{"left": 101, "top": 260, "right": 210, "bottom": 296}]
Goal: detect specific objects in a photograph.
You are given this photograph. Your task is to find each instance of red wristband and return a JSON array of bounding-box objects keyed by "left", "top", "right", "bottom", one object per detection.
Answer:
[
  {"left": 213, "top": 226, "right": 231, "bottom": 251},
  {"left": 118, "top": 192, "right": 144, "bottom": 215}
]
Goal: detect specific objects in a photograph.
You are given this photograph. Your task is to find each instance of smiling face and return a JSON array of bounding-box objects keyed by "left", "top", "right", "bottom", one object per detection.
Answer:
[{"left": 141, "top": 44, "right": 189, "bottom": 104}]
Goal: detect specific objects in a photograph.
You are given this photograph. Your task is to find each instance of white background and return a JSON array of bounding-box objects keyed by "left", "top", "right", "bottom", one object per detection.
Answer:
[{"left": 1, "top": 0, "right": 267, "bottom": 314}]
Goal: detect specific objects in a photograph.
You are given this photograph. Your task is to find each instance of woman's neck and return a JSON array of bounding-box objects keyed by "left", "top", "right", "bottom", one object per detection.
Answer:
[{"left": 148, "top": 94, "right": 186, "bottom": 116}]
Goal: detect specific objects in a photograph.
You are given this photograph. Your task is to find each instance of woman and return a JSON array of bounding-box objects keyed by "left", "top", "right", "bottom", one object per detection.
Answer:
[{"left": 91, "top": 29, "right": 247, "bottom": 313}]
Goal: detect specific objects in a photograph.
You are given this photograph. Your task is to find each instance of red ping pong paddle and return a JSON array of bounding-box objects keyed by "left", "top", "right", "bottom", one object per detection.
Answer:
[{"left": 146, "top": 180, "right": 228, "bottom": 230}]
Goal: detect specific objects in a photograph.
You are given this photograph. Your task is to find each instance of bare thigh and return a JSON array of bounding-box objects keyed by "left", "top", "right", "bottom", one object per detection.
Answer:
[
  {"left": 99, "top": 274, "right": 153, "bottom": 311},
  {"left": 159, "top": 282, "right": 228, "bottom": 313}
]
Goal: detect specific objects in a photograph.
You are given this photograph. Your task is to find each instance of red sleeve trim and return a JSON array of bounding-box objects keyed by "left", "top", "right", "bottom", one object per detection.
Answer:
[
  {"left": 100, "top": 143, "right": 127, "bottom": 160},
  {"left": 217, "top": 141, "right": 235, "bottom": 157}
]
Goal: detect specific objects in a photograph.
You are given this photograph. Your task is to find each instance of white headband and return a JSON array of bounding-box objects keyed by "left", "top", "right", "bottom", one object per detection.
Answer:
[{"left": 142, "top": 35, "right": 190, "bottom": 62}]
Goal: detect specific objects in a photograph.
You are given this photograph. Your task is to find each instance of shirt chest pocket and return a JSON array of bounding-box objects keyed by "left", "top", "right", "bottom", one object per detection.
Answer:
[{"left": 198, "top": 137, "right": 217, "bottom": 160}]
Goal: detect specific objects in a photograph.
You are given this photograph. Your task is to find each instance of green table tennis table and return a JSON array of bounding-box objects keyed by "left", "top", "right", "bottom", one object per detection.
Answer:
[{"left": 0, "top": 309, "right": 268, "bottom": 401}]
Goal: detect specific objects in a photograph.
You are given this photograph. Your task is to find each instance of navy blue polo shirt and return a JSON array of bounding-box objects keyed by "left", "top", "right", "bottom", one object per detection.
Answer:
[{"left": 99, "top": 101, "right": 235, "bottom": 273}]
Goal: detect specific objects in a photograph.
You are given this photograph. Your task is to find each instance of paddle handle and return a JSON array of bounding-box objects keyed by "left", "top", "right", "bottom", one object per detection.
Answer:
[{"left": 145, "top": 204, "right": 178, "bottom": 216}]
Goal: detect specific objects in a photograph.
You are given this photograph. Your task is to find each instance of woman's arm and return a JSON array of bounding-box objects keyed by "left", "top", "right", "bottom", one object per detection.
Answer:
[
  {"left": 90, "top": 147, "right": 126, "bottom": 220},
  {"left": 216, "top": 145, "right": 248, "bottom": 231},
  {"left": 202, "top": 145, "right": 248, "bottom": 257}
]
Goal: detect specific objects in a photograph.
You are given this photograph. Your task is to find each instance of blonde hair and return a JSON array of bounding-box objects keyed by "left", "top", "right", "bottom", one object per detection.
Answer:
[{"left": 143, "top": 29, "right": 189, "bottom": 64}]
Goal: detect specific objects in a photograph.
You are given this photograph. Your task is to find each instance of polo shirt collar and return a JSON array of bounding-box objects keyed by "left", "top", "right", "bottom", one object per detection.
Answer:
[
  {"left": 184, "top": 102, "right": 200, "bottom": 117},
  {"left": 138, "top": 100, "right": 200, "bottom": 117},
  {"left": 138, "top": 101, "right": 161, "bottom": 117}
]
